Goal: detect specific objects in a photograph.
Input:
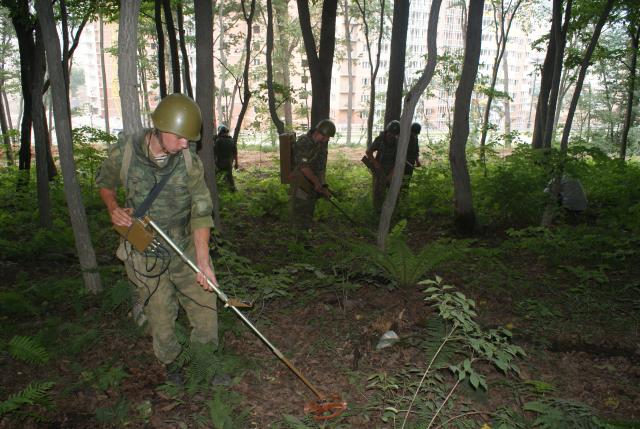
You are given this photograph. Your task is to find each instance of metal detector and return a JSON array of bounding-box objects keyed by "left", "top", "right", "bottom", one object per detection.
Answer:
[{"left": 118, "top": 218, "right": 347, "bottom": 420}]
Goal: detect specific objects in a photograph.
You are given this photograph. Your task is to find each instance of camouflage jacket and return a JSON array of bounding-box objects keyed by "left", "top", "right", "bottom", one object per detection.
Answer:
[{"left": 96, "top": 129, "right": 214, "bottom": 247}]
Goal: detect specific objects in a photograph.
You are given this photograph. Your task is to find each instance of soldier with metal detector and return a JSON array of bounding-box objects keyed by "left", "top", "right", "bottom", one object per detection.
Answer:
[
  {"left": 289, "top": 119, "right": 336, "bottom": 229},
  {"left": 96, "top": 93, "right": 218, "bottom": 383}
]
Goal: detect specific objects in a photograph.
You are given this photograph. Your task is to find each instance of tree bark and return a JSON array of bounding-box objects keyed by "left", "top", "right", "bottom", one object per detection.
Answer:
[
  {"left": 177, "top": 2, "right": 193, "bottom": 98},
  {"left": 297, "top": 0, "right": 338, "bottom": 126},
  {"left": 449, "top": 0, "right": 485, "bottom": 234},
  {"left": 266, "top": 0, "right": 285, "bottom": 134},
  {"left": 232, "top": 0, "right": 256, "bottom": 148},
  {"left": 355, "top": 0, "right": 385, "bottom": 147},
  {"left": 31, "top": 24, "right": 52, "bottom": 228},
  {"left": 274, "top": 0, "right": 294, "bottom": 128},
  {"left": 620, "top": 20, "right": 639, "bottom": 161},
  {"left": 542, "top": 0, "right": 572, "bottom": 148},
  {"left": 503, "top": 52, "right": 512, "bottom": 148},
  {"left": 35, "top": 0, "right": 102, "bottom": 293},
  {"left": 194, "top": 0, "right": 222, "bottom": 232},
  {"left": 377, "top": 0, "right": 443, "bottom": 249},
  {"left": 342, "top": 0, "right": 354, "bottom": 145},
  {"left": 119, "top": 0, "right": 143, "bottom": 135},
  {"left": 162, "top": 0, "right": 181, "bottom": 93},
  {"left": 0, "top": 88, "right": 12, "bottom": 165},
  {"left": 383, "top": 0, "right": 409, "bottom": 126},
  {"left": 99, "top": 13, "right": 110, "bottom": 133},
  {"left": 154, "top": 0, "right": 167, "bottom": 98}
]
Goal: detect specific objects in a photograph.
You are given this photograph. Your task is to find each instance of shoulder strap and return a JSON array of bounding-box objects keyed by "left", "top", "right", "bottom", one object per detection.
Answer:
[
  {"left": 120, "top": 136, "right": 134, "bottom": 186},
  {"left": 182, "top": 148, "right": 193, "bottom": 175}
]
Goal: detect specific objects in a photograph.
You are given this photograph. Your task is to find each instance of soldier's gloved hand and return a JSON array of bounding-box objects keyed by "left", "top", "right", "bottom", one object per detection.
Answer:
[{"left": 110, "top": 207, "right": 133, "bottom": 227}]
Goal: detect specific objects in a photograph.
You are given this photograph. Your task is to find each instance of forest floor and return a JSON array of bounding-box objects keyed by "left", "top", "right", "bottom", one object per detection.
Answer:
[{"left": 1, "top": 147, "right": 639, "bottom": 428}]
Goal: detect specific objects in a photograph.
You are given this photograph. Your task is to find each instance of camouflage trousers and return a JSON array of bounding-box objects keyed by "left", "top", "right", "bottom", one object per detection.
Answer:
[
  {"left": 124, "top": 241, "right": 218, "bottom": 365},
  {"left": 290, "top": 187, "right": 317, "bottom": 230},
  {"left": 216, "top": 158, "right": 236, "bottom": 191}
]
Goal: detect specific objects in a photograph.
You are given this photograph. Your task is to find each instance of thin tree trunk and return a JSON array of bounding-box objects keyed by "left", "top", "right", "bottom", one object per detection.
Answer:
[
  {"left": 137, "top": 46, "right": 152, "bottom": 126},
  {"left": 266, "top": 0, "right": 285, "bottom": 134},
  {"left": 99, "top": 13, "right": 110, "bottom": 133},
  {"left": 378, "top": 0, "right": 442, "bottom": 249},
  {"left": 0, "top": 87, "right": 13, "bottom": 165},
  {"left": 620, "top": 21, "right": 639, "bottom": 161},
  {"left": 342, "top": 0, "right": 353, "bottom": 145},
  {"left": 503, "top": 53, "right": 512, "bottom": 148},
  {"left": 274, "top": 0, "right": 293, "bottom": 128},
  {"left": 31, "top": 24, "right": 52, "bottom": 228},
  {"left": 35, "top": 0, "right": 102, "bottom": 293},
  {"left": 177, "top": 2, "right": 193, "bottom": 98},
  {"left": 194, "top": 0, "right": 222, "bottom": 232},
  {"left": 542, "top": 0, "right": 572, "bottom": 148},
  {"left": 119, "top": 0, "right": 143, "bottom": 135},
  {"left": 155, "top": 0, "right": 167, "bottom": 98},
  {"left": 449, "top": 0, "right": 485, "bottom": 234},
  {"left": 232, "top": 0, "right": 256, "bottom": 145},
  {"left": 217, "top": 1, "right": 226, "bottom": 123},
  {"left": 355, "top": 0, "right": 385, "bottom": 147},
  {"left": 163, "top": 0, "right": 181, "bottom": 93}
]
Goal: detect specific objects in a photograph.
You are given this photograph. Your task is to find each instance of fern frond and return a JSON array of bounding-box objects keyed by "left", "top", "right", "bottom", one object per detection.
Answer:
[
  {"left": 8, "top": 336, "right": 49, "bottom": 364},
  {"left": 0, "top": 381, "right": 55, "bottom": 416}
]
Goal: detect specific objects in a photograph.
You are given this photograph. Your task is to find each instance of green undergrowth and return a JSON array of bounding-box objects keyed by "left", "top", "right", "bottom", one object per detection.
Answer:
[{"left": 1, "top": 132, "right": 639, "bottom": 426}]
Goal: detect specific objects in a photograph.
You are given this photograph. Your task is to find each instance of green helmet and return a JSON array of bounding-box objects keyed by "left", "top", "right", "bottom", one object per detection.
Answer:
[
  {"left": 315, "top": 119, "right": 336, "bottom": 138},
  {"left": 151, "top": 93, "right": 202, "bottom": 141},
  {"left": 385, "top": 120, "right": 401, "bottom": 135}
]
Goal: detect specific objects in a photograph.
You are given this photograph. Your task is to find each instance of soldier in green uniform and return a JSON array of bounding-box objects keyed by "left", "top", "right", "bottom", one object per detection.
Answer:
[
  {"left": 289, "top": 119, "right": 336, "bottom": 229},
  {"left": 365, "top": 120, "right": 401, "bottom": 211},
  {"left": 406, "top": 122, "right": 422, "bottom": 176},
  {"left": 96, "top": 94, "right": 218, "bottom": 381},
  {"left": 214, "top": 124, "right": 238, "bottom": 191}
]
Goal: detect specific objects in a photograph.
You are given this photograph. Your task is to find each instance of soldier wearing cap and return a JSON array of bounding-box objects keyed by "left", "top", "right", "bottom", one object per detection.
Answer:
[
  {"left": 96, "top": 93, "right": 218, "bottom": 381},
  {"left": 289, "top": 119, "right": 336, "bottom": 229}
]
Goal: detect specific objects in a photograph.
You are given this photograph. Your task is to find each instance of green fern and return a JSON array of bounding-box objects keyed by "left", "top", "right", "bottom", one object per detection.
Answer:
[
  {"left": 524, "top": 398, "right": 610, "bottom": 429},
  {"left": 0, "top": 381, "right": 55, "bottom": 416},
  {"left": 103, "top": 278, "right": 134, "bottom": 312},
  {"left": 185, "top": 342, "right": 220, "bottom": 394},
  {"left": 8, "top": 335, "right": 49, "bottom": 364},
  {"left": 359, "top": 224, "right": 465, "bottom": 288}
]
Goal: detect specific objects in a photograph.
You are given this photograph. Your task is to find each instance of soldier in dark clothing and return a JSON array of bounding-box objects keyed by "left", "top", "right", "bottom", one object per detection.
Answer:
[
  {"left": 214, "top": 124, "right": 238, "bottom": 191},
  {"left": 405, "top": 122, "right": 422, "bottom": 176},
  {"left": 365, "top": 120, "right": 401, "bottom": 211},
  {"left": 289, "top": 119, "right": 336, "bottom": 229}
]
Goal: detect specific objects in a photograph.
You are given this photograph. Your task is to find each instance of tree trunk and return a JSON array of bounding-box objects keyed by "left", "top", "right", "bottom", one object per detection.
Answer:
[
  {"left": 162, "top": 0, "right": 181, "bottom": 93},
  {"left": 449, "top": 0, "right": 484, "bottom": 234},
  {"left": 233, "top": 0, "right": 256, "bottom": 145},
  {"left": 266, "top": 0, "right": 285, "bottom": 134},
  {"left": 99, "top": 14, "right": 110, "bottom": 133},
  {"left": 177, "top": 2, "right": 193, "bottom": 98},
  {"left": 620, "top": 21, "right": 639, "bottom": 161},
  {"left": 542, "top": 0, "right": 572, "bottom": 148},
  {"left": 383, "top": 0, "right": 409, "bottom": 125},
  {"left": 274, "top": 0, "right": 294, "bottom": 128},
  {"left": 543, "top": 0, "right": 614, "bottom": 228},
  {"left": 119, "top": 0, "right": 143, "bottom": 135},
  {"left": 216, "top": 2, "right": 226, "bottom": 123},
  {"left": 377, "top": 0, "right": 442, "bottom": 249},
  {"left": 31, "top": 24, "right": 52, "bottom": 228},
  {"left": 503, "top": 53, "right": 512, "bottom": 148},
  {"left": 479, "top": 0, "right": 522, "bottom": 159},
  {"left": 194, "top": 0, "right": 222, "bottom": 232},
  {"left": 137, "top": 45, "right": 152, "bottom": 125},
  {"left": 35, "top": 0, "right": 102, "bottom": 293},
  {"left": 154, "top": 0, "right": 167, "bottom": 98},
  {"left": 297, "top": 0, "right": 338, "bottom": 126},
  {"left": 559, "top": 0, "right": 614, "bottom": 153},
  {"left": 342, "top": 0, "right": 354, "bottom": 145},
  {"left": 355, "top": 0, "right": 385, "bottom": 147},
  {"left": 0, "top": 86, "right": 13, "bottom": 165}
]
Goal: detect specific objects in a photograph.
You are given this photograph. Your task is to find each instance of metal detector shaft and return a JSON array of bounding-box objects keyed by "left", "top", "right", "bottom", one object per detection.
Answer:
[
  {"left": 147, "top": 219, "right": 324, "bottom": 399},
  {"left": 324, "top": 196, "right": 360, "bottom": 227}
]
